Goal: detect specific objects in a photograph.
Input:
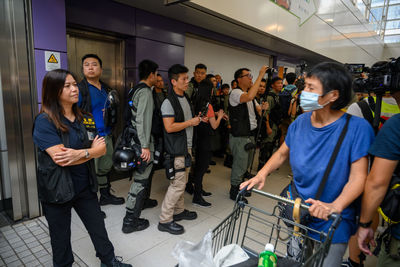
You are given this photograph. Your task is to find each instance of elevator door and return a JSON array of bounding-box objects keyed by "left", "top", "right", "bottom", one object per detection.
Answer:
[{"left": 66, "top": 30, "right": 125, "bottom": 135}]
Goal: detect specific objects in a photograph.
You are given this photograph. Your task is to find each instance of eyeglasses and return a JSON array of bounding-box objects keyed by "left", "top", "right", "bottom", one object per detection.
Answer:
[{"left": 239, "top": 73, "right": 253, "bottom": 79}]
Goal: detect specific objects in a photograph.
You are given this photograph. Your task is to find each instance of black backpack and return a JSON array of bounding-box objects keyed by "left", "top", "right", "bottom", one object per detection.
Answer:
[
  {"left": 378, "top": 165, "right": 400, "bottom": 224},
  {"left": 278, "top": 89, "right": 292, "bottom": 119},
  {"left": 268, "top": 91, "right": 283, "bottom": 126}
]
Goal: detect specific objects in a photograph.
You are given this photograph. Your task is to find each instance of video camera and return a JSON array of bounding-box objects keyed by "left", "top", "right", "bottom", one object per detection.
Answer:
[
  {"left": 296, "top": 62, "right": 307, "bottom": 76},
  {"left": 351, "top": 57, "right": 400, "bottom": 95},
  {"left": 350, "top": 57, "right": 400, "bottom": 131}
]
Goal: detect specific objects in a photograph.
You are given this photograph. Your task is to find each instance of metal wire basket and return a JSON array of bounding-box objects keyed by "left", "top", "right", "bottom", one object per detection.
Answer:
[{"left": 211, "top": 187, "right": 342, "bottom": 267}]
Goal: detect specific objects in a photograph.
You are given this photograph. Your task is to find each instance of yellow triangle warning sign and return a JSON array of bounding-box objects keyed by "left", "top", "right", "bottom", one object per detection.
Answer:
[{"left": 48, "top": 54, "right": 58, "bottom": 63}]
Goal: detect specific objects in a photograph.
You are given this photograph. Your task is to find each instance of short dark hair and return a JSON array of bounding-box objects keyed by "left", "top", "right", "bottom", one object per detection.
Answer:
[
  {"left": 157, "top": 73, "right": 162, "bottom": 77},
  {"left": 138, "top": 60, "right": 158, "bottom": 80},
  {"left": 206, "top": 74, "right": 215, "bottom": 80},
  {"left": 221, "top": 83, "right": 230, "bottom": 90},
  {"left": 231, "top": 79, "right": 237, "bottom": 86},
  {"left": 306, "top": 62, "right": 352, "bottom": 110},
  {"left": 168, "top": 64, "right": 188, "bottom": 82},
  {"left": 195, "top": 63, "right": 207, "bottom": 71},
  {"left": 271, "top": 77, "right": 283, "bottom": 85},
  {"left": 295, "top": 78, "right": 305, "bottom": 91},
  {"left": 286, "top": 72, "right": 296, "bottom": 84},
  {"left": 82, "top": 54, "right": 102, "bottom": 68},
  {"left": 261, "top": 78, "right": 267, "bottom": 84},
  {"left": 234, "top": 68, "right": 250, "bottom": 81}
]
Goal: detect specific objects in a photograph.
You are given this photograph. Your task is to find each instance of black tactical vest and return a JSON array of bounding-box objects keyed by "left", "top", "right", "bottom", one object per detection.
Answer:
[
  {"left": 229, "top": 88, "right": 257, "bottom": 137},
  {"left": 163, "top": 90, "right": 194, "bottom": 156}
]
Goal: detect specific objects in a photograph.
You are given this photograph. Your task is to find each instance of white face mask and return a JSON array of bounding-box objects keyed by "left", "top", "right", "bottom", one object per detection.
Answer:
[{"left": 300, "top": 91, "right": 329, "bottom": 111}]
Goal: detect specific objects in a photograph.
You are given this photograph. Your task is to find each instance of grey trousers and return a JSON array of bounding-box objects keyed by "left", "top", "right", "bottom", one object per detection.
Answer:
[
  {"left": 322, "top": 243, "right": 347, "bottom": 267},
  {"left": 94, "top": 135, "right": 114, "bottom": 189},
  {"left": 229, "top": 134, "right": 254, "bottom": 186},
  {"left": 125, "top": 151, "right": 154, "bottom": 217}
]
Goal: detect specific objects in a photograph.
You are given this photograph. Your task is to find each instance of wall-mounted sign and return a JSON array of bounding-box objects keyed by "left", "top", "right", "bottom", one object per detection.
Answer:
[
  {"left": 271, "top": 0, "right": 316, "bottom": 25},
  {"left": 45, "top": 51, "right": 61, "bottom": 71}
]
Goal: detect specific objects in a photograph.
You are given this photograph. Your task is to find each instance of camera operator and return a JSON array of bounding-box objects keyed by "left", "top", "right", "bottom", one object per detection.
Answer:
[
  {"left": 258, "top": 77, "right": 283, "bottom": 171},
  {"left": 357, "top": 83, "right": 400, "bottom": 266},
  {"left": 228, "top": 66, "right": 269, "bottom": 202},
  {"left": 122, "top": 60, "right": 158, "bottom": 234}
]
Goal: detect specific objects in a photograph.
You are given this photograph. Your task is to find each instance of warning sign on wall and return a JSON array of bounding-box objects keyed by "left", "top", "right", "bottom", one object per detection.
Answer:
[{"left": 45, "top": 51, "right": 61, "bottom": 71}]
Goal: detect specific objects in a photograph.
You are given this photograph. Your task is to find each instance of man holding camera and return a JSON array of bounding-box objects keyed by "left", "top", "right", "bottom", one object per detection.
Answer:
[
  {"left": 122, "top": 60, "right": 158, "bottom": 234},
  {"left": 228, "top": 66, "right": 268, "bottom": 202},
  {"left": 357, "top": 87, "right": 400, "bottom": 266}
]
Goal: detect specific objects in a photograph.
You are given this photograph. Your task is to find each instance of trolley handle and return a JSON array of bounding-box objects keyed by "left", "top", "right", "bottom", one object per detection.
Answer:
[{"left": 239, "top": 186, "right": 341, "bottom": 223}]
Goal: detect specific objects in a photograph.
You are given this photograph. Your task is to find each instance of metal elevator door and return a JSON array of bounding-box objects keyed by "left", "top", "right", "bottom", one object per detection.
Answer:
[{"left": 66, "top": 29, "right": 125, "bottom": 135}]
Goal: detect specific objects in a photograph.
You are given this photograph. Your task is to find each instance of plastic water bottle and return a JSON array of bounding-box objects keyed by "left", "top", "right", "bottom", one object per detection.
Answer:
[{"left": 258, "top": 243, "right": 277, "bottom": 267}]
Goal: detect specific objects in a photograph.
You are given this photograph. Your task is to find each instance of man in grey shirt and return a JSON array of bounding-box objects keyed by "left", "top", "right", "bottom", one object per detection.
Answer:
[{"left": 158, "top": 64, "right": 202, "bottom": 235}]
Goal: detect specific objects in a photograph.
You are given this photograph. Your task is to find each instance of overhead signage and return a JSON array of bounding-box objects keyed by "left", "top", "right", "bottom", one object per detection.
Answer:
[{"left": 271, "top": 0, "right": 316, "bottom": 26}]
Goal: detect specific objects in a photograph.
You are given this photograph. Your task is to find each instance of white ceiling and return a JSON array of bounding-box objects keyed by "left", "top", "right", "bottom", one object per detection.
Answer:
[{"left": 114, "top": 0, "right": 335, "bottom": 66}]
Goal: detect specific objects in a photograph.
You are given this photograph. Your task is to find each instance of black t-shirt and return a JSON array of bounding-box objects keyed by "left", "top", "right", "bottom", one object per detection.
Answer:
[
  {"left": 33, "top": 113, "right": 90, "bottom": 194},
  {"left": 368, "top": 113, "right": 400, "bottom": 238}
]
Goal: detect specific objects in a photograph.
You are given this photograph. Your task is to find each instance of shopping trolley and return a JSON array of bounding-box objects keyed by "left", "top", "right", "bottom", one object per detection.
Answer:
[{"left": 211, "top": 187, "right": 342, "bottom": 267}]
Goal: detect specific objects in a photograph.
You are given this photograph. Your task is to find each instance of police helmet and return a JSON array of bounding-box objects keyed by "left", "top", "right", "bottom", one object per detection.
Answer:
[{"left": 113, "top": 148, "right": 137, "bottom": 171}]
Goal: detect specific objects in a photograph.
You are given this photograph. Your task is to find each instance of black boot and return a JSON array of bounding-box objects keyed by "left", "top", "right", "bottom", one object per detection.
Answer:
[
  {"left": 224, "top": 155, "right": 233, "bottom": 168},
  {"left": 229, "top": 185, "right": 248, "bottom": 204},
  {"left": 192, "top": 195, "right": 211, "bottom": 207},
  {"left": 201, "top": 189, "right": 212, "bottom": 197},
  {"left": 100, "top": 187, "right": 125, "bottom": 206},
  {"left": 158, "top": 221, "right": 184, "bottom": 235},
  {"left": 185, "top": 182, "right": 194, "bottom": 195},
  {"left": 100, "top": 257, "right": 132, "bottom": 267},
  {"left": 122, "top": 212, "right": 149, "bottom": 233},
  {"left": 142, "top": 198, "right": 158, "bottom": 210}
]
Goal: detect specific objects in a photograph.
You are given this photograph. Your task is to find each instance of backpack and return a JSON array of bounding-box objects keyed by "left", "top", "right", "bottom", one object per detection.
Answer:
[
  {"left": 123, "top": 83, "right": 148, "bottom": 126},
  {"left": 278, "top": 89, "right": 292, "bottom": 119},
  {"left": 267, "top": 91, "right": 283, "bottom": 126},
  {"left": 378, "top": 165, "right": 400, "bottom": 224}
]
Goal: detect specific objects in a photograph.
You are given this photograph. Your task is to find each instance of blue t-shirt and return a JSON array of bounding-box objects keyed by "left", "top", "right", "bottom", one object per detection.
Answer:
[
  {"left": 78, "top": 83, "right": 111, "bottom": 136},
  {"left": 285, "top": 112, "right": 375, "bottom": 243},
  {"left": 368, "top": 113, "right": 400, "bottom": 239},
  {"left": 33, "top": 114, "right": 90, "bottom": 194}
]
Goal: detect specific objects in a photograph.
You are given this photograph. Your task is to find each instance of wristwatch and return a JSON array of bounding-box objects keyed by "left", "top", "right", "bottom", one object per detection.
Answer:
[
  {"left": 358, "top": 220, "right": 372, "bottom": 228},
  {"left": 84, "top": 149, "right": 90, "bottom": 159}
]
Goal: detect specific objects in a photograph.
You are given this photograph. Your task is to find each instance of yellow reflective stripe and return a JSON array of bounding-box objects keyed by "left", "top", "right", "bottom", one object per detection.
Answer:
[
  {"left": 392, "top": 184, "right": 400, "bottom": 190},
  {"left": 378, "top": 207, "right": 400, "bottom": 224}
]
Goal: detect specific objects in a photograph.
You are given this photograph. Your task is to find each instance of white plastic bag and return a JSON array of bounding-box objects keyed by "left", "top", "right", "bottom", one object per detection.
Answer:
[
  {"left": 172, "top": 230, "right": 216, "bottom": 267},
  {"left": 213, "top": 244, "right": 250, "bottom": 267}
]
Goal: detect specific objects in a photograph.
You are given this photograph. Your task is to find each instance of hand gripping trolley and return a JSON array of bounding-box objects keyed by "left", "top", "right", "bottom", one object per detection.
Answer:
[{"left": 211, "top": 187, "right": 342, "bottom": 267}]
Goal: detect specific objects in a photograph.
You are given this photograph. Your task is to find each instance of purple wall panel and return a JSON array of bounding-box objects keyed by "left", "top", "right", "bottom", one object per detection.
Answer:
[
  {"left": 125, "top": 39, "right": 136, "bottom": 69},
  {"left": 35, "top": 50, "right": 68, "bottom": 103},
  {"left": 136, "top": 38, "right": 184, "bottom": 71},
  {"left": 65, "top": 0, "right": 135, "bottom": 36},
  {"left": 125, "top": 69, "right": 137, "bottom": 90},
  {"left": 135, "top": 9, "right": 185, "bottom": 46},
  {"left": 32, "top": 0, "right": 67, "bottom": 51}
]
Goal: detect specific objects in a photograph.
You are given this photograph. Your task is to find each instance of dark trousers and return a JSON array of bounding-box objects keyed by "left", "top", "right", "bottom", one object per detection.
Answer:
[
  {"left": 193, "top": 148, "right": 212, "bottom": 197},
  {"left": 42, "top": 187, "right": 115, "bottom": 267},
  {"left": 258, "top": 142, "right": 275, "bottom": 169}
]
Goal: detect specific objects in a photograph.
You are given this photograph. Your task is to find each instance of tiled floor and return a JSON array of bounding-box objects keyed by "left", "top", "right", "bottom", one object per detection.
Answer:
[
  {"left": 0, "top": 218, "right": 87, "bottom": 266},
  {"left": 0, "top": 157, "right": 377, "bottom": 266}
]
